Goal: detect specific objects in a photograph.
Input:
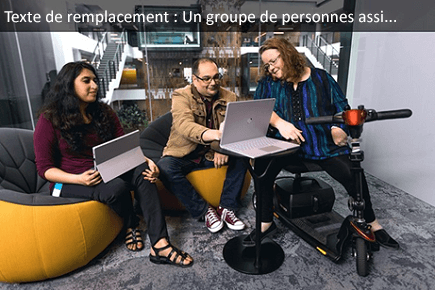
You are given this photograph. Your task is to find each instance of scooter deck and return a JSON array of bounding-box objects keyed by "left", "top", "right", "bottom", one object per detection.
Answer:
[{"left": 274, "top": 209, "right": 344, "bottom": 262}]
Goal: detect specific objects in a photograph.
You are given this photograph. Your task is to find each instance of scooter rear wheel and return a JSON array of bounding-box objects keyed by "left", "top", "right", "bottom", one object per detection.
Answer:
[{"left": 355, "top": 237, "right": 369, "bottom": 276}]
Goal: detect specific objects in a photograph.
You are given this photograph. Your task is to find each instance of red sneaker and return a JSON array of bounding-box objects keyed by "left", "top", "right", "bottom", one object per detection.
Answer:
[
  {"left": 205, "top": 206, "right": 223, "bottom": 233},
  {"left": 217, "top": 206, "right": 245, "bottom": 231}
]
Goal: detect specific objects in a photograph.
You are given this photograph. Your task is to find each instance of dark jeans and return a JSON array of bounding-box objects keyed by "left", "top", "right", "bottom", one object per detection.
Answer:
[
  {"left": 158, "top": 155, "right": 247, "bottom": 219},
  {"left": 55, "top": 162, "right": 168, "bottom": 245},
  {"left": 255, "top": 154, "right": 376, "bottom": 224}
]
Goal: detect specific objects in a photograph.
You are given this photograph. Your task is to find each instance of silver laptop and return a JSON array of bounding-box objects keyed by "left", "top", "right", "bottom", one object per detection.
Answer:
[
  {"left": 220, "top": 99, "right": 299, "bottom": 159},
  {"left": 93, "top": 130, "right": 145, "bottom": 183}
]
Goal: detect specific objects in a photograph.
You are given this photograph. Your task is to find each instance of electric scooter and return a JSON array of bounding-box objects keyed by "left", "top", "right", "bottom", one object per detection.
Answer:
[{"left": 270, "top": 105, "right": 412, "bottom": 276}]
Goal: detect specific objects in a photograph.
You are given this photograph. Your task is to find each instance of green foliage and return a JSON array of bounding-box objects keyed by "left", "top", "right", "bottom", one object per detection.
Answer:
[{"left": 116, "top": 102, "right": 148, "bottom": 130}]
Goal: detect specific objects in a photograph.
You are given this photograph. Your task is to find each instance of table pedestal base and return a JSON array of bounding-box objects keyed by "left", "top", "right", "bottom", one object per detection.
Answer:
[{"left": 223, "top": 236, "right": 284, "bottom": 275}]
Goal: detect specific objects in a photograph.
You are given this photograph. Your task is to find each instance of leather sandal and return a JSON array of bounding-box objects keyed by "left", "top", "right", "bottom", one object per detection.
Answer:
[
  {"left": 125, "top": 229, "right": 144, "bottom": 252},
  {"left": 149, "top": 242, "right": 193, "bottom": 268}
]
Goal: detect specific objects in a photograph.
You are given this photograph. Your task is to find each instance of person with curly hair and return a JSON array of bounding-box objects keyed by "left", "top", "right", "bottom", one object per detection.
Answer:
[
  {"left": 243, "top": 38, "right": 399, "bottom": 250},
  {"left": 34, "top": 61, "right": 193, "bottom": 267}
]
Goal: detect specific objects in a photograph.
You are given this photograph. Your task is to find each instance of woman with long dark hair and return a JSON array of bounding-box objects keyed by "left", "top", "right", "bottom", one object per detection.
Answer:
[
  {"left": 243, "top": 38, "right": 399, "bottom": 249},
  {"left": 34, "top": 61, "right": 193, "bottom": 267}
]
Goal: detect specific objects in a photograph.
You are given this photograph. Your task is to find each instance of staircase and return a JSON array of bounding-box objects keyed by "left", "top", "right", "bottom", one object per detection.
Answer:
[
  {"left": 91, "top": 32, "right": 127, "bottom": 103},
  {"left": 97, "top": 42, "right": 121, "bottom": 98},
  {"left": 301, "top": 35, "right": 339, "bottom": 79}
]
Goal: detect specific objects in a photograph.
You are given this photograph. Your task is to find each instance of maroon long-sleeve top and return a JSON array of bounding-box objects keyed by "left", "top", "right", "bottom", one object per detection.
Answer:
[{"left": 34, "top": 112, "right": 124, "bottom": 188}]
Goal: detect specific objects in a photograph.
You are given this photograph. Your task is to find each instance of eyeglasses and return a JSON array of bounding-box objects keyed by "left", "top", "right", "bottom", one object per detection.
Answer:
[
  {"left": 264, "top": 54, "right": 281, "bottom": 71},
  {"left": 194, "top": 73, "right": 223, "bottom": 84}
]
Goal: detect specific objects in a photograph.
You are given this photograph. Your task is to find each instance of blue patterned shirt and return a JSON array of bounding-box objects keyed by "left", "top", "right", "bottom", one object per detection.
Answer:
[{"left": 254, "top": 68, "right": 350, "bottom": 160}]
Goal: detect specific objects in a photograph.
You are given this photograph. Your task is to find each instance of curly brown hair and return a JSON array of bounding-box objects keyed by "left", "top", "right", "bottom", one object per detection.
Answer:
[
  {"left": 38, "top": 61, "right": 116, "bottom": 152},
  {"left": 259, "top": 38, "right": 306, "bottom": 82}
]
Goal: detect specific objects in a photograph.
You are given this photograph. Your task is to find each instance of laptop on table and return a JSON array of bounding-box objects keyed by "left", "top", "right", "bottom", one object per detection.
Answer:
[
  {"left": 220, "top": 99, "right": 299, "bottom": 159},
  {"left": 93, "top": 130, "right": 146, "bottom": 183}
]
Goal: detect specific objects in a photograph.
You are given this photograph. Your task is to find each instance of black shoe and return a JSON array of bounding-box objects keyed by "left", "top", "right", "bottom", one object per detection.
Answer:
[
  {"left": 242, "top": 222, "right": 277, "bottom": 247},
  {"left": 370, "top": 242, "right": 380, "bottom": 252},
  {"left": 336, "top": 217, "right": 351, "bottom": 255},
  {"left": 374, "top": 229, "right": 400, "bottom": 249}
]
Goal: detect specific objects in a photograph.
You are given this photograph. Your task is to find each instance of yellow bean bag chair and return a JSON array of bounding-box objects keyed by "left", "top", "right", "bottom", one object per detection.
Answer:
[
  {"left": 156, "top": 166, "right": 251, "bottom": 210},
  {"left": 140, "top": 112, "right": 251, "bottom": 211},
  {"left": 0, "top": 128, "right": 123, "bottom": 283}
]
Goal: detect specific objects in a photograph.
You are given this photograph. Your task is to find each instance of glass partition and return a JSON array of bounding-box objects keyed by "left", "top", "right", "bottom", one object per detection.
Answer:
[
  {"left": 0, "top": 0, "right": 351, "bottom": 129},
  {"left": 135, "top": 5, "right": 201, "bottom": 51}
]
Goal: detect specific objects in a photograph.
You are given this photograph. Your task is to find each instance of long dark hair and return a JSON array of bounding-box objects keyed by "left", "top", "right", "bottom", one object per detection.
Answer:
[
  {"left": 259, "top": 38, "right": 306, "bottom": 82},
  {"left": 38, "top": 61, "right": 115, "bottom": 152}
]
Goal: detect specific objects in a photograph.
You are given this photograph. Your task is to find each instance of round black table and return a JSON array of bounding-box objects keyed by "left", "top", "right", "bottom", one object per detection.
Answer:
[{"left": 216, "top": 145, "right": 299, "bottom": 274}]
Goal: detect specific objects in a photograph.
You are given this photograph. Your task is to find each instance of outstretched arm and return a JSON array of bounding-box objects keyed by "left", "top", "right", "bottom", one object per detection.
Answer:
[{"left": 270, "top": 111, "right": 305, "bottom": 144}]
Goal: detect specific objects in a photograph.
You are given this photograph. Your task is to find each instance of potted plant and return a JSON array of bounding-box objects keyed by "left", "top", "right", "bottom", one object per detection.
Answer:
[{"left": 116, "top": 101, "right": 148, "bottom": 133}]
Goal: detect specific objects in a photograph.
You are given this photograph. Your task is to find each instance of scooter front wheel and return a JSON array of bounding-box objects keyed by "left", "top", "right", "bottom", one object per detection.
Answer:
[{"left": 355, "top": 237, "right": 369, "bottom": 276}]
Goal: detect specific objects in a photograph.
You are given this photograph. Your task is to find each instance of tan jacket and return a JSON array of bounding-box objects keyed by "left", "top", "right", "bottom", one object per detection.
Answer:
[{"left": 162, "top": 84, "right": 237, "bottom": 160}]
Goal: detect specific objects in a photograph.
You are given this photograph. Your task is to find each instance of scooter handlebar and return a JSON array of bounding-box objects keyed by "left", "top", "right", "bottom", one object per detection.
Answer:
[
  {"left": 305, "top": 108, "right": 412, "bottom": 125},
  {"left": 305, "top": 115, "right": 337, "bottom": 124},
  {"left": 305, "top": 115, "right": 342, "bottom": 124},
  {"left": 366, "top": 109, "right": 412, "bottom": 122}
]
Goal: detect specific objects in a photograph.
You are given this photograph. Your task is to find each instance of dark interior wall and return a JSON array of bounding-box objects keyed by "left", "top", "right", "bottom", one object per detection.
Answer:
[
  {"left": 19, "top": 32, "right": 57, "bottom": 118},
  {"left": 0, "top": 31, "right": 56, "bottom": 129},
  {"left": 0, "top": 0, "right": 57, "bottom": 129}
]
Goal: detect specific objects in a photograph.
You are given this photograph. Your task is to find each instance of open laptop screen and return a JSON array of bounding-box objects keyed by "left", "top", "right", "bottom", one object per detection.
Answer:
[
  {"left": 220, "top": 98, "right": 276, "bottom": 146},
  {"left": 93, "top": 130, "right": 145, "bottom": 183}
]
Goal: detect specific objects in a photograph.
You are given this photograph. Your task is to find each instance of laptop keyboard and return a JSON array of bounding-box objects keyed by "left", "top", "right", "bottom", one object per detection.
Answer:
[{"left": 224, "top": 137, "right": 278, "bottom": 152}]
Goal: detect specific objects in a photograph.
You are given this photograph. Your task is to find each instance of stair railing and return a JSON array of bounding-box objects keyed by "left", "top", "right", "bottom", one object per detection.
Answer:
[
  {"left": 302, "top": 34, "right": 338, "bottom": 76},
  {"left": 316, "top": 35, "right": 340, "bottom": 61},
  {"left": 91, "top": 32, "right": 109, "bottom": 69},
  {"left": 98, "top": 31, "right": 127, "bottom": 99}
]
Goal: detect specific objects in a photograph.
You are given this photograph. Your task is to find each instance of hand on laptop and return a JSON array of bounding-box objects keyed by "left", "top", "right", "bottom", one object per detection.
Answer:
[
  {"left": 219, "top": 120, "right": 225, "bottom": 132},
  {"left": 202, "top": 129, "right": 221, "bottom": 142},
  {"left": 142, "top": 157, "right": 159, "bottom": 183},
  {"left": 276, "top": 121, "right": 305, "bottom": 144}
]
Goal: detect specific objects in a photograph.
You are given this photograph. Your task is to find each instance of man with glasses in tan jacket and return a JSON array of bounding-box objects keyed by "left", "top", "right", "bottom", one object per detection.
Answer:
[{"left": 158, "top": 58, "right": 247, "bottom": 233}]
